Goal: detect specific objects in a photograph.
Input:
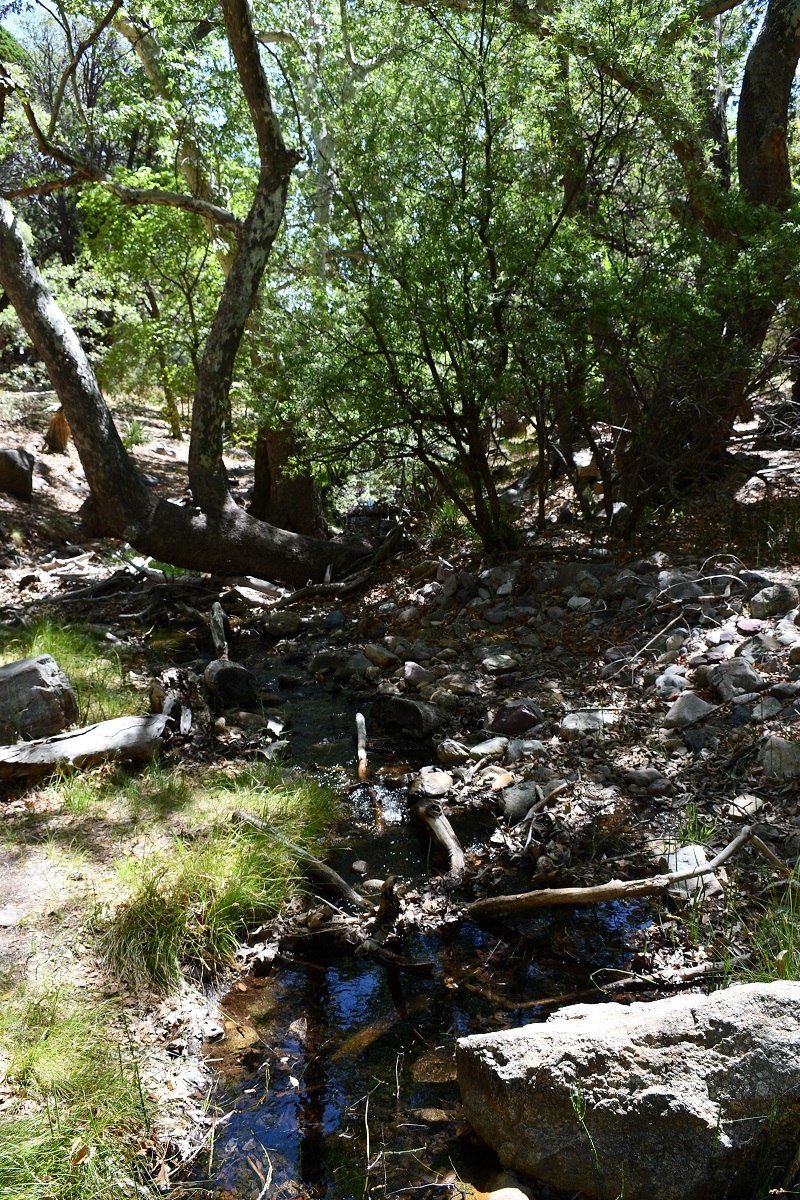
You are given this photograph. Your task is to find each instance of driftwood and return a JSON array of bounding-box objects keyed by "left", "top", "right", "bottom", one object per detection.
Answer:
[
  {"left": 231, "top": 809, "right": 371, "bottom": 909},
  {"left": 466, "top": 824, "right": 758, "bottom": 918},
  {"left": 413, "top": 799, "right": 465, "bottom": 879},
  {"left": 0, "top": 714, "right": 169, "bottom": 778}
]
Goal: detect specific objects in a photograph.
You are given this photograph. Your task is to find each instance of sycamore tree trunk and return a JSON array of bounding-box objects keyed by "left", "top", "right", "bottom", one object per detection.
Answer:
[{"left": 0, "top": 0, "right": 359, "bottom": 585}]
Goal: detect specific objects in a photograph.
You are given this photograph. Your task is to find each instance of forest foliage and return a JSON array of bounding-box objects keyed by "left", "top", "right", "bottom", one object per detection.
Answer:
[{"left": 0, "top": 0, "right": 799, "bottom": 552}]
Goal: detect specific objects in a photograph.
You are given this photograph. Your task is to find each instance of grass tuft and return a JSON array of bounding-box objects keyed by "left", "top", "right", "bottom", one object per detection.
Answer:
[
  {"left": 99, "top": 763, "right": 336, "bottom": 991},
  {"left": 0, "top": 986, "right": 160, "bottom": 1199},
  {"left": 0, "top": 619, "right": 142, "bottom": 725}
]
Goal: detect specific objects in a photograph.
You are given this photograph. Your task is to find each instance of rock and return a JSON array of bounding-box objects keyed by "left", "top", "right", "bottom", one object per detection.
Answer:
[
  {"left": 750, "top": 695, "right": 783, "bottom": 722},
  {"left": 654, "top": 667, "right": 690, "bottom": 698},
  {"left": 0, "top": 447, "right": 34, "bottom": 500},
  {"left": 662, "top": 692, "right": 715, "bottom": 728},
  {"left": 736, "top": 617, "right": 762, "bottom": 635},
  {"left": 656, "top": 569, "right": 703, "bottom": 601},
  {"left": 204, "top": 659, "right": 258, "bottom": 706},
  {"left": 480, "top": 653, "right": 520, "bottom": 674},
  {"left": 760, "top": 735, "right": 800, "bottom": 780},
  {"left": 491, "top": 700, "right": 544, "bottom": 736},
  {"left": 469, "top": 737, "right": 508, "bottom": 760},
  {"left": 750, "top": 583, "right": 799, "bottom": 618},
  {"left": 566, "top": 595, "right": 591, "bottom": 612},
  {"left": 0, "top": 655, "right": 79, "bottom": 744},
  {"left": 728, "top": 792, "right": 764, "bottom": 820},
  {"left": 499, "top": 781, "right": 538, "bottom": 822},
  {"left": 706, "top": 658, "right": 763, "bottom": 701},
  {"left": 658, "top": 843, "right": 722, "bottom": 898},
  {"left": 456, "top": 981, "right": 800, "bottom": 1200},
  {"left": 324, "top": 608, "right": 347, "bottom": 629},
  {"left": 369, "top": 696, "right": 447, "bottom": 738},
  {"left": 333, "top": 653, "right": 372, "bottom": 682},
  {"left": 559, "top": 710, "right": 618, "bottom": 740},
  {"left": 428, "top": 687, "right": 459, "bottom": 709},
  {"left": 363, "top": 643, "right": 399, "bottom": 669},
  {"left": 437, "top": 738, "right": 471, "bottom": 765},
  {"left": 409, "top": 769, "right": 453, "bottom": 798},
  {"left": 404, "top": 661, "right": 436, "bottom": 686},
  {"left": 261, "top": 610, "right": 302, "bottom": 636}
]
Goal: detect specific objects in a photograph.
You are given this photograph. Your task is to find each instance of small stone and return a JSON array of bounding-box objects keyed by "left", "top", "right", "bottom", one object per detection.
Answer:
[
  {"left": 736, "top": 617, "right": 762, "bottom": 635},
  {"left": 659, "top": 844, "right": 722, "bottom": 899},
  {"left": 404, "top": 661, "right": 436, "bottom": 686},
  {"left": 437, "top": 738, "right": 471, "bottom": 765},
  {"left": 567, "top": 595, "right": 591, "bottom": 612},
  {"left": 500, "top": 781, "right": 538, "bottom": 822},
  {"left": 655, "top": 667, "right": 690, "bottom": 698},
  {"left": 0, "top": 905, "right": 26, "bottom": 927},
  {"left": 662, "top": 692, "right": 715, "bottom": 729},
  {"left": 351, "top": 860, "right": 368, "bottom": 874},
  {"left": 706, "top": 658, "right": 763, "bottom": 701},
  {"left": 751, "top": 696, "right": 783, "bottom": 722},
  {"left": 559, "top": 710, "right": 619, "bottom": 740},
  {"left": 324, "top": 608, "right": 347, "bottom": 629},
  {"left": 491, "top": 700, "right": 544, "bottom": 735},
  {"left": 410, "top": 770, "right": 453, "bottom": 798},
  {"left": 363, "top": 643, "right": 399, "bottom": 669},
  {"left": 333, "top": 653, "right": 372, "bottom": 682},
  {"left": 728, "top": 793, "right": 764, "bottom": 820},
  {"left": 469, "top": 737, "right": 509, "bottom": 760},
  {"left": 481, "top": 653, "right": 520, "bottom": 674}
]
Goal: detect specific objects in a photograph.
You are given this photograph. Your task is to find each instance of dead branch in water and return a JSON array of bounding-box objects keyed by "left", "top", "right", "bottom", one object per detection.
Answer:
[{"left": 413, "top": 800, "right": 465, "bottom": 880}]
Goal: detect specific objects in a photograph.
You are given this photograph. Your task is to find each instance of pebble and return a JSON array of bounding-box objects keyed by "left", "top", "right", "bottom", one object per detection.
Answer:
[{"left": 728, "top": 793, "right": 764, "bottom": 820}]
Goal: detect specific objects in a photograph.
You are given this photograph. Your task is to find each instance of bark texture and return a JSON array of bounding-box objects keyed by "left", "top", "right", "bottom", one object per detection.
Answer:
[{"left": 737, "top": 0, "right": 800, "bottom": 208}]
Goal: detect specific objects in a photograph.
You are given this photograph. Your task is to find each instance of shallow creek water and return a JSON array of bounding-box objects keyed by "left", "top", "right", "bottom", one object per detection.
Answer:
[{"left": 194, "top": 663, "right": 653, "bottom": 1198}]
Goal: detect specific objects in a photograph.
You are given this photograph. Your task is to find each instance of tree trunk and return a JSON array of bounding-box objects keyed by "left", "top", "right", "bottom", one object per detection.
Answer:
[
  {"left": 0, "top": 200, "right": 356, "bottom": 585},
  {"left": 250, "top": 425, "right": 328, "bottom": 537},
  {"left": 737, "top": 0, "right": 800, "bottom": 210}
]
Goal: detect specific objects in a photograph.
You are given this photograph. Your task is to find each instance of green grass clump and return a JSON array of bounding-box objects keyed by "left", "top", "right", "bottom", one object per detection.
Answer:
[
  {"left": 748, "top": 875, "right": 800, "bottom": 982},
  {"left": 0, "top": 987, "right": 159, "bottom": 1200},
  {"left": 100, "top": 764, "right": 336, "bottom": 991},
  {"left": 0, "top": 619, "right": 142, "bottom": 725}
]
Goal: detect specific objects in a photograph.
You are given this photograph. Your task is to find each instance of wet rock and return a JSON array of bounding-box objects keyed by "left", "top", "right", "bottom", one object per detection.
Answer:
[
  {"left": 706, "top": 658, "right": 763, "bottom": 701},
  {"left": 262, "top": 610, "right": 302, "bottom": 636},
  {"left": 0, "top": 655, "right": 79, "bottom": 744},
  {"left": 662, "top": 692, "right": 715, "bottom": 729},
  {"left": 559, "top": 710, "right": 619, "bottom": 740},
  {"left": 491, "top": 700, "right": 544, "bottom": 736},
  {"left": 0, "top": 447, "right": 34, "bottom": 500},
  {"left": 457, "top": 982, "right": 800, "bottom": 1200},
  {"left": 308, "top": 650, "right": 348, "bottom": 675},
  {"left": 760, "top": 735, "right": 800, "bottom": 780},
  {"left": 437, "top": 738, "right": 471, "bottom": 765},
  {"left": 370, "top": 696, "right": 447, "bottom": 738},
  {"left": 410, "top": 769, "right": 453, "bottom": 798},
  {"left": 750, "top": 583, "right": 799, "bottom": 618},
  {"left": 351, "top": 860, "right": 368, "bottom": 874}
]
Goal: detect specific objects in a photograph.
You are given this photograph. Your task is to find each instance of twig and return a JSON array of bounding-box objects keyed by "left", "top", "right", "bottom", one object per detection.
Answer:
[
  {"left": 466, "top": 824, "right": 759, "bottom": 919},
  {"left": 231, "top": 809, "right": 371, "bottom": 908}
]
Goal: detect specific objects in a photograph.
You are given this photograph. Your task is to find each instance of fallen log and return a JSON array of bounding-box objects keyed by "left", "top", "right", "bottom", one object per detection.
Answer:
[
  {"left": 413, "top": 799, "right": 465, "bottom": 879},
  {"left": 466, "top": 824, "right": 757, "bottom": 918},
  {"left": 0, "top": 713, "right": 169, "bottom": 778},
  {"left": 231, "top": 808, "right": 371, "bottom": 909}
]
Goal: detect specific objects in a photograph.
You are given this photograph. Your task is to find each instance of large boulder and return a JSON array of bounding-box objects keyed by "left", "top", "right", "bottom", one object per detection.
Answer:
[
  {"left": 0, "top": 655, "right": 78, "bottom": 743},
  {"left": 456, "top": 982, "right": 800, "bottom": 1200},
  {"left": 0, "top": 448, "right": 34, "bottom": 500}
]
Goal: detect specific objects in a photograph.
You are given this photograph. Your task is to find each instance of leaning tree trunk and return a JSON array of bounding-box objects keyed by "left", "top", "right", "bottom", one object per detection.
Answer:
[{"left": 0, "top": 202, "right": 355, "bottom": 585}]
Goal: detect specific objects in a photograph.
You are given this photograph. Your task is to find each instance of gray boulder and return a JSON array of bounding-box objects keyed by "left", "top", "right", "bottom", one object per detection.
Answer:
[
  {"left": 706, "top": 658, "right": 763, "bottom": 701},
  {"left": 0, "top": 655, "right": 79, "bottom": 743},
  {"left": 750, "top": 583, "right": 799, "bottom": 618},
  {"left": 0, "top": 448, "right": 34, "bottom": 500},
  {"left": 457, "top": 982, "right": 800, "bottom": 1200},
  {"left": 760, "top": 735, "right": 800, "bottom": 780},
  {"left": 662, "top": 692, "right": 715, "bottom": 728}
]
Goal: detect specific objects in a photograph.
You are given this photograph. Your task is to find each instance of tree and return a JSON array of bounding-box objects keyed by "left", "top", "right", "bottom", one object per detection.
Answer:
[{"left": 0, "top": 0, "right": 358, "bottom": 584}]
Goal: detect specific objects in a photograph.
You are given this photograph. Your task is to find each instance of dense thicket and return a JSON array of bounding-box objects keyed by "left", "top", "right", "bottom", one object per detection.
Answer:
[{"left": 0, "top": 0, "right": 798, "bottom": 568}]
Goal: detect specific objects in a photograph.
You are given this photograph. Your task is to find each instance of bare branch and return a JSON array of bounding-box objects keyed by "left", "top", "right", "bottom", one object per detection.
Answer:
[{"left": 48, "top": 0, "right": 125, "bottom": 137}]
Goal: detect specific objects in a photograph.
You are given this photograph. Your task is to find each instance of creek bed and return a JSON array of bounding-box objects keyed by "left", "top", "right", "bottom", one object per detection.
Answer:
[{"left": 195, "top": 668, "right": 654, "bottom": 1197}]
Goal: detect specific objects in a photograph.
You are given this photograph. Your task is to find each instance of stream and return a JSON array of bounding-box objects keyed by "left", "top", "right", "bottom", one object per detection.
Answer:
[{"left": 191, "top": 658, "right": 654, "bottom": 1198}]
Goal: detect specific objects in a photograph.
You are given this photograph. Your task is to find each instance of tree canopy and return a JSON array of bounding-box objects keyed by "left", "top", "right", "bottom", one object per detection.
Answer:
[{"left": 0, "top": 0, "right": 799, "bottom": 573}]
